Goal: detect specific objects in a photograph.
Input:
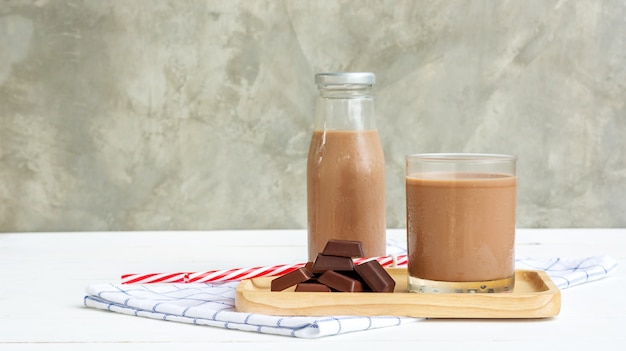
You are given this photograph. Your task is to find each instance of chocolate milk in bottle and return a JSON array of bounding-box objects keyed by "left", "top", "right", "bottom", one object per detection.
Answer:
[{"left": 306, "top": 72, "right": 386, "bottom": 260}]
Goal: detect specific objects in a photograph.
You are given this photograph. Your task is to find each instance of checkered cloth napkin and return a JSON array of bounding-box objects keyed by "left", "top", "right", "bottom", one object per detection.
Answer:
[{"left": 84, "top": 241, "right": 618, "bottom": 338}]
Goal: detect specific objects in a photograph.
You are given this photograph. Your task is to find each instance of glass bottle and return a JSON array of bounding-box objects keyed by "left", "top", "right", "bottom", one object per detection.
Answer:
[{"left": 306, "top": 72, "right": 386, "bottom": 260}]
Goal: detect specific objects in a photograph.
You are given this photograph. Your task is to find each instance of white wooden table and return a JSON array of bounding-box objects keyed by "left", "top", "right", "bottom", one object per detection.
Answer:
[{"left": 1, "top": 228, "right": 625, "bottom": 350}]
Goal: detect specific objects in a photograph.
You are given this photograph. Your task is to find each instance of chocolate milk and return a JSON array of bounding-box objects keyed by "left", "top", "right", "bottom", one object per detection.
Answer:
[
  {"left": 406, "top": 173, "right": 516, "bottom": 282},
  {"left": 307, "top": 130, "right": 386, "bottom": 260}
]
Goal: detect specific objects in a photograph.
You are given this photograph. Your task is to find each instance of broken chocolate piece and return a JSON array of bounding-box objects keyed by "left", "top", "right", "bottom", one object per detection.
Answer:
[
  {"left": 322, "top": 239, "right": 365, "bottom": 257},
  {"left": 270, "top": 267, "right": 313, "bottom": 291},
  {"left": 295, "top": 283, "right": 332, "bottom": 292},
  {"left": 312, "top": 254, "right": 355, "bottom": 272},
  {"left": 355, "top": 260, "right": 396, "bottom": 293},
  {"left": 317, "top": 270, "right": 363, "bottom": 292},
  {"left": 305, "top": 261, "right": 325, "bottom": 274}
]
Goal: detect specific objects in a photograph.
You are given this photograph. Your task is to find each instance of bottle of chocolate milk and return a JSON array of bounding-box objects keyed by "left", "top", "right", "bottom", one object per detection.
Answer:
[{"left": 306, "top": 72, "right": 386, "bottom": 261}]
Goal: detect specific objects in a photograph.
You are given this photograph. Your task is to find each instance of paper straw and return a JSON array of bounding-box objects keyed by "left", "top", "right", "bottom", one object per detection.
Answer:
[
  {"left": 121, "top": 254, "right": 407, "bottom": 284},
  {"left": 121, "top": 272, "right": 188, "bottom": 284},
  {"left": 187, "top": 263, "right": 305, "bottom": 283}
]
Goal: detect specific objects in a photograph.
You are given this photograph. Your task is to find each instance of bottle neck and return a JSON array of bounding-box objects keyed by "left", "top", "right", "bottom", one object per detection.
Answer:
[{"left": 314, "top": 85, "right": 376, "bottom": 131}]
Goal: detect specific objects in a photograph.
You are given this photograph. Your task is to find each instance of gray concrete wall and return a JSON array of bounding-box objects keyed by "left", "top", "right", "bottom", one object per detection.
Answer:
[{"left": 1, "top": 0, "right": 624, "bottom": 231}]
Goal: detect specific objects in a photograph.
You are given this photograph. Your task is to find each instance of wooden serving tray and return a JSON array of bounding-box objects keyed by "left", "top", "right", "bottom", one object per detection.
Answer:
[{"left": 235, "top": 268, "right": 561, "bottom": 318}]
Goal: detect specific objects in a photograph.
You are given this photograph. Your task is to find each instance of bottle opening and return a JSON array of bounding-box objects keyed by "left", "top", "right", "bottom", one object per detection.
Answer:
[{"left": 315, "top": 72, "right": 376, "bottom": 85}]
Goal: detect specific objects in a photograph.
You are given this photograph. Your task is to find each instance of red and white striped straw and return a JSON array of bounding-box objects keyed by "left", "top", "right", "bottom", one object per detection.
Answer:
[
  {"left": 187, "top": 263, "right": 305, "bottom": 283},
  {"left": 121, "top": 254, "right": 407, "bottom": 284},
  {"left": 121, "top": 272, "right": 188, "bottom": 284}
]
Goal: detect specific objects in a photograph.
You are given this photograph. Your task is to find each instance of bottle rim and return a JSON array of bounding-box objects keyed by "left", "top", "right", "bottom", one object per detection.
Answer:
[{"left": 315, "top": 72, "right": 375, "bottom": 85}]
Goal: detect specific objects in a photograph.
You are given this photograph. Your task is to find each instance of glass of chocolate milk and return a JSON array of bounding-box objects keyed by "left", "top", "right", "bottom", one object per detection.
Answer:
[{"left": 405, "top": 153, "right": 517, "bottom": 293}]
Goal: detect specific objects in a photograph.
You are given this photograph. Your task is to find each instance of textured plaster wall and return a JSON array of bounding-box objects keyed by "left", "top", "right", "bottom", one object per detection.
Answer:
[{"left": 1, "top": 0, "right": 625, "bottom": 232}]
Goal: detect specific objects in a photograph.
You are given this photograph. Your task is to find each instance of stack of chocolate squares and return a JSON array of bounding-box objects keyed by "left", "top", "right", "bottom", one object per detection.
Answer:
[{"left": 271, "top": 239, "right": 396, "bottom": 293}]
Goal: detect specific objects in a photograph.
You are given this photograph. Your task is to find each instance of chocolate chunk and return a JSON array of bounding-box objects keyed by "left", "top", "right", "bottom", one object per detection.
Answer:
[
  {"left": 317, "top": 270, "right": 363, "bottom": 292},
  {"left": 295, "top": 283, "right": 332, "bottom": 292},
  {"left": 304, "top": 261, "right": 325, "bottom": 274},
  {"left": 335, "top": 270, "right": 371, "bottom": 291},
  {"left": 322, "top": 239, "right": 365, "bottom": 257},
  {"left": 270, "top": 267, "right": 313, "bottom": 291},
  {"left": 312, "top": 254, "right": 355, "bottom": 272},
  {"left": 354, "top": 260, "right": 396, "bottom": 293}
]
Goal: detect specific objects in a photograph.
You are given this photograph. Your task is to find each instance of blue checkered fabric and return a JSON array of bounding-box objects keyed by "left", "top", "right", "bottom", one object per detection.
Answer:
[
  {"left": 84, "top": 282, "right": 413, "bottom": 338},
  {"left": 84, "top": 242, "right": 617, "bottom": 338},
  {"left": 515, "top": 255, "right": 617, "bottom": 289}
]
